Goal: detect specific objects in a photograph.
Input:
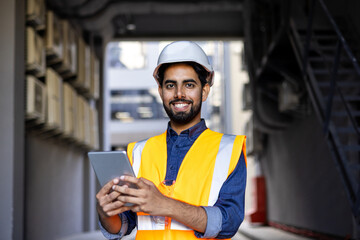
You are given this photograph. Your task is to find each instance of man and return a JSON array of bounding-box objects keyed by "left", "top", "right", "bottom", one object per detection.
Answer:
[{"left": 96, "top": 41, "right": 247, "bottom": 239}]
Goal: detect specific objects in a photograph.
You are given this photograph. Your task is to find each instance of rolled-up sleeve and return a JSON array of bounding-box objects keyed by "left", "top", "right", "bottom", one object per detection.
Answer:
[
  {"left": 99, "top": 213, "right": 128, "bottom": 239},
  {"left": 194, "top": 206, "right": 223, "bottom": 238}
]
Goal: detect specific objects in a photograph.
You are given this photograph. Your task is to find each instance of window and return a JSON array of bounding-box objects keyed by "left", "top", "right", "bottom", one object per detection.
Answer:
[
  {"left": 110, "top": 89, "right": 166, "bottom": 121},
  {"left": 108, "top": 42, "right": 146, "bottom": 70}
]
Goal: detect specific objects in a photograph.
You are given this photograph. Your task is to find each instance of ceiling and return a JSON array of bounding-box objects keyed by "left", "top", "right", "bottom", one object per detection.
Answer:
[{"left": 47, "top": 0, "right": 245, "bottom": 41}]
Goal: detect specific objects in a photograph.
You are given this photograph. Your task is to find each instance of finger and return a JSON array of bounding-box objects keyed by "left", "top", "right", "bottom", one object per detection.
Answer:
[
  {"left": 97, "top": 178, "right": 119, "bottom": 198},
  {"left": 99, "top": 190, "right": 121, "bottom": 206},
  {"left": 107, "top": 205, "right": 133, "bottom": 217},
  {"left": 117, "top": 195, "right": 143, "bottom": 206},
  {"left": 112, "top": 184, "right": 141, "bottom": 197},
  {"left": 101, "top": 200, "right": 130, "bottom": 217},
  {"left": 129, "top": 205, "right": 141, "bottom": 213},
  {"left": 119, "top": 175, "right": 138, "bottom": 184},
  {"left": 102, "top": 199, "right": 127, "bottom": 213},
  {"left": 120, "top": 175, "right": 148, "bottom": 189}
]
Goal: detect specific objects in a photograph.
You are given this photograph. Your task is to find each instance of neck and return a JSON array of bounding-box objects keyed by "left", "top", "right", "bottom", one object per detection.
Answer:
[{"left": 170, "top": 118, "right": 201, "bottom": 135}]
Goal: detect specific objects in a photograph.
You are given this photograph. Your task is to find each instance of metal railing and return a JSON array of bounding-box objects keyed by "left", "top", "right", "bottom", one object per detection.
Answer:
[
  {"left": 300, "top": 0, "right": 360, "bottom": 231},
  {"left": 303, "top": 0, "right": 360, "bottom": 136}
]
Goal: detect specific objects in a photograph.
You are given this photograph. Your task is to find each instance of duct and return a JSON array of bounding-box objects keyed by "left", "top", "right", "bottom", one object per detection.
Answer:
[
  {"left": 253, "top": 107, "right": 284, "bottom": 134},
  {"left": 254, "top": 88, "right": 292, "bottom": 131}
]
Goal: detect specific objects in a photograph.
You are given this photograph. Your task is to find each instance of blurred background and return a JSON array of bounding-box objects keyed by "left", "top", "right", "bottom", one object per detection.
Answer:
[{"left": 1, "top": 0, "right": 360, "bottom": 239}]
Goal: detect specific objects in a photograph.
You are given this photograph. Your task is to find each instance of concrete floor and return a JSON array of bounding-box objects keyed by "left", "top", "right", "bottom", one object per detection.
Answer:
[{"left": 238, "top": 221, "right": 314, "bottom": 240}]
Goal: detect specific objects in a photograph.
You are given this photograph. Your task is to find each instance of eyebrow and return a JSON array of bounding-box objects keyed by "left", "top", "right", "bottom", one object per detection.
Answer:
[
  {"left": 183, "top": 79, "right": 197, "bottom": 84},
  {"left": 164, "top": 80, "right": 177, "bottom": 84},
  {"left": 164, "top": 79, "right": 197, "bottom": 84}
]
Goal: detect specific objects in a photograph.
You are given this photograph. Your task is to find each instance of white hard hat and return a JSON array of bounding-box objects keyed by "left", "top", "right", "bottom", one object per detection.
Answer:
[{"left": 153, "top": 41, "right": 214, "bottom": 86}]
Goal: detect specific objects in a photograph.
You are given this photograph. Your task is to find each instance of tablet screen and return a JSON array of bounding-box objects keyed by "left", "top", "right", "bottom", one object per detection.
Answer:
[{"left": 88, "top": 151, "right": 136, "bottom": 187}]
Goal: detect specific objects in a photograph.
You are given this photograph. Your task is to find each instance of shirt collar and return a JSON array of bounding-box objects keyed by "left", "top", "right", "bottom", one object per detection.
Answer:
[{"left": 166, "top": 119, "right": 208, "bottom": 142}]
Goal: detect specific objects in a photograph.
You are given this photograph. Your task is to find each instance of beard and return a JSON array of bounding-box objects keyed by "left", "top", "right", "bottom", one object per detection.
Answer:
[{"left": 163, "top": 97, "right": 202, "bottom": 125}]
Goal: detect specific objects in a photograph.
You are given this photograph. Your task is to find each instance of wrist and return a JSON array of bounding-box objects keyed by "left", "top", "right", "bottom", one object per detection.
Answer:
[{"left": 159, "top": 195, "right": 177, "bottom": 217}]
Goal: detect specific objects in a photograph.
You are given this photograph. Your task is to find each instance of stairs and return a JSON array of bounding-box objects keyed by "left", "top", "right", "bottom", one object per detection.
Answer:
[{"left": 289, "top": 3, "right": 360, "bottom": 232}]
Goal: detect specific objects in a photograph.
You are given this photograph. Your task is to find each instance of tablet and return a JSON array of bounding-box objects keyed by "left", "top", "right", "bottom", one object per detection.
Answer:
[{"left": 88, "top": 150, "right": 137, "bottom": 189}]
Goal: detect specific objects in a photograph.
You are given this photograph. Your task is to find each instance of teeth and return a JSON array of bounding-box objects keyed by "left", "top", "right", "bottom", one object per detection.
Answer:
[{"left": 174, "top": 103, "right": 188, "bottom": 108}]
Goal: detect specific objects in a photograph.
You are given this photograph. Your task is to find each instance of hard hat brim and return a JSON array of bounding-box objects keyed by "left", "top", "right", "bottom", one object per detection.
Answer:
[{"left": 153, "top": 61, "right": 214, "bottom": 86}]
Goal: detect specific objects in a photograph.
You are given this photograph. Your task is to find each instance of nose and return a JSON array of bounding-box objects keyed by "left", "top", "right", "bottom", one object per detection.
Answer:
[{"left": 174, "top": 86, "right": 185, "bottom": 99}]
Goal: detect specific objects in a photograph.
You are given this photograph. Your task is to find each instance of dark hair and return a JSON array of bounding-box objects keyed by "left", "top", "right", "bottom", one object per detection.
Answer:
[{"left": 157, "top": 61, "right": 209, "bottom": 87}]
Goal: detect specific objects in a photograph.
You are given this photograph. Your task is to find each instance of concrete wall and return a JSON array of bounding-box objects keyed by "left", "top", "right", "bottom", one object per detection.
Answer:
[
  {"left": 25, "top": 135, "right": 94, "bottom": 240},
  {"left": 0, "top": 0, "right": 25, "bottom": 239},
  {"left": 0, "top": 1, "right": 98, "bottom": 239},
  {"left": 261, "top": 108, "right": 354, "bottom": 237}
]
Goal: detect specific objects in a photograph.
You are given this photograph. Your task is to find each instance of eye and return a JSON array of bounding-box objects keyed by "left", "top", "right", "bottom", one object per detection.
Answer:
[
  {"left": 165, "top": 83, "right": 175, "bottom": 89},
  {"left": 185, "top": 83, "right": 195, "bottom": 88}
]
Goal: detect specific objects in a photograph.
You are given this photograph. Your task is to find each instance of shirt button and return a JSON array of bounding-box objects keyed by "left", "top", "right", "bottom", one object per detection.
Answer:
[{"left": 170, "top": 166, "right": 175, "bottom": 170}]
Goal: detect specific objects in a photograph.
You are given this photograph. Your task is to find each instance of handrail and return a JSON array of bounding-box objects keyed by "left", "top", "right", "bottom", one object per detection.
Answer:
[
  {"left": 317, "top": 0, "right": 360, "bottom": 138},
  {"left": 300, "top": 0, "right": 360, "bottom": 228},
  {"left": 304, "top": 0, "right": 360, "bottom": 137},
  {"left": 318, "top": 0, "right": 360, "bottom": 76}
]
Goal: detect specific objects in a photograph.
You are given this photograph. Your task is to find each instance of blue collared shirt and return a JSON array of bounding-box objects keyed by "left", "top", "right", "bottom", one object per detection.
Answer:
[{"left": 100, "top": 119, "right": 246, "bottom": 239}]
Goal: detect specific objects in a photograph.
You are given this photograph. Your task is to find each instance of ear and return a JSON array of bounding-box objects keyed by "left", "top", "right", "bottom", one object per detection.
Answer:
[{"left": 202, "top": 83, "right": 210, "bottom": 102}]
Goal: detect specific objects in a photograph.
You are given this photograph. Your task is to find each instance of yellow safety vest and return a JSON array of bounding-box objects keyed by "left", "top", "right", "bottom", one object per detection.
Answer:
[{"left": 127, "top": 129, "right": 246, "bottom": 240}]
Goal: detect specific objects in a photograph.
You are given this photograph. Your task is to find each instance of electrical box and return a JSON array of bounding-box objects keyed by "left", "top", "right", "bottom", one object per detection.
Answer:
[
  {"left": 75, "top": 96, "right": 86, "bottom": 144},
  {"left": 75, "top": 37, "right": 91, "bottom": 91},
  {"left": 26, "top": 27, "right": 46, "bottom": 77},
  {"left": 26, "top": 75, "right": 46, "bottom": 123},
  {"left": 26, "top": 0, "right": 46, "bottom": 30},
  {"left": 63, "top": 82, "right": 77, "bottom": 138},
  {"left": 45, "top": 68, "right": 63, "bottom": 132},
  {"left": 46, "top": 10, "right": 63, "bottom": 64},
  {"left": 57, "top": 20, "right": 77, "bottom": 78}
]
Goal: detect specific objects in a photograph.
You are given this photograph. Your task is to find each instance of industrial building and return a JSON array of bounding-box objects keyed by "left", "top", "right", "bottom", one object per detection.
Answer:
[{"left": 1, "top": 0, "right": 359, "bottom": 239}]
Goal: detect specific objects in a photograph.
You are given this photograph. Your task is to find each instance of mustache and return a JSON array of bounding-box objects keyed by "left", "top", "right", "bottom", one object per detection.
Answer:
[{"left": 169, "top": 99, "right": 193, "bottom": 105}]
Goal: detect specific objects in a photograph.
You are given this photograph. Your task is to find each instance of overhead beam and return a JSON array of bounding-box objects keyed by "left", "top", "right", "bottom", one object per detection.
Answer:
[
  {"left": 69, "top": 1, "right": 244, "bottom": 18},
  {"left": 115, "top": 12, "right": 244, "bottom": 38}
]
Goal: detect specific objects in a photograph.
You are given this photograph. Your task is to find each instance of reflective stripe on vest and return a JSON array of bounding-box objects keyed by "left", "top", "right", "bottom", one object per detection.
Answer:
[
  {"left": 208, "top": 134, "right": 236, "bottom": 206},
  {"left": 132, "top": 138, "right": 147, "bottom": 177},
  {"left": 137, "top": 215, "right": 192, "bottom": 231}
]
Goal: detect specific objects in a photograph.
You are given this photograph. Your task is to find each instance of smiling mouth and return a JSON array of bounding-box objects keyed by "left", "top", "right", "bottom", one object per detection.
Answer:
[
  {"left": 170, "top": 100, "right": 192, "bottom": 111},
  {"left": 174, "top": 103, "right": 188, "bottom": 108}
]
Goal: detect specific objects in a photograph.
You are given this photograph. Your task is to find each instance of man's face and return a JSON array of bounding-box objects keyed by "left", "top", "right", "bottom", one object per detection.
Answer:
[{"left": 158, "top": 63, "right": 210, "bottom": 126}]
